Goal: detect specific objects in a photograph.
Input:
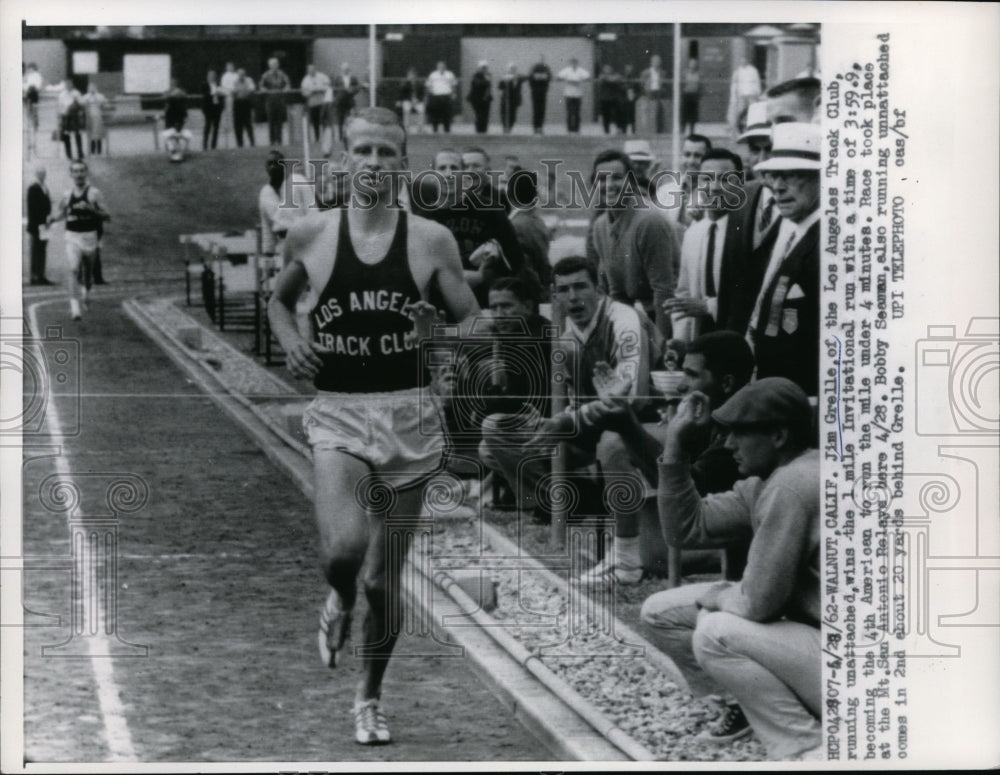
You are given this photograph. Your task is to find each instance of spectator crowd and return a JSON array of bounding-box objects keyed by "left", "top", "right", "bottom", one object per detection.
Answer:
[{"left": 24, "top": 51, "right": 772, "bottom": 160}]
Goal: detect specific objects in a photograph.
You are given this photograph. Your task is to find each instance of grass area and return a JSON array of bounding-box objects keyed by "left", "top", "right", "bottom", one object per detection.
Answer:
[
  {"left": 82, "top": 148, "right": 275, "bottom": 281},
  {"left": 58, "top": 130, "right": 743, "bottom": 285}
]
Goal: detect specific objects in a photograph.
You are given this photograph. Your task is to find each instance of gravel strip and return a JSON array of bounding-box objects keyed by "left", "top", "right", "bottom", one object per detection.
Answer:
[
  {"left": 138, "top": 297, "right": 297, "bottom": 398},
  {"left": 428, "top": 512, "right": 766, "bottom": 762}
]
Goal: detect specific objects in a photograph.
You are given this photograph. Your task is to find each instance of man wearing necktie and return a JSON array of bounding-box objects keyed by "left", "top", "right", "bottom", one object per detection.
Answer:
[
  {"left": 735, "top": 101, "right": 779, "bottom": 251},
  {"left": 745, "top": 122, "right": 822, "bottom": 397},
  {"left": 665, "top": 149, "right": 746, "bottom": 342}
]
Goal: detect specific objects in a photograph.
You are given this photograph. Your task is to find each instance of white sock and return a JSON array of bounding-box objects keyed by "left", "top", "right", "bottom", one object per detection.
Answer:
[
  {"left": 614, "top": 535, "right": 641, "bottom": 572},
  {"left": 69, "top": 298, "right": 81, "bottom": 318}
]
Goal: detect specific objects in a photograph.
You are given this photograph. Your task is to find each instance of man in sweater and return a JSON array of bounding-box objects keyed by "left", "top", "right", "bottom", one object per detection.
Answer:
[
  {"left": 644, "top": 377, "right": 821, "bottom": 759},
  {"left": 587, "top": 149, "right": 682, "bottom": 340}
]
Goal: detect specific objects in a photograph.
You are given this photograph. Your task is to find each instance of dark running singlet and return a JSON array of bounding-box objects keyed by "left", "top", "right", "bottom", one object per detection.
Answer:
[
  {"left": 310, "top": 209, "right": 424, "bottom": 393},
  {"left": 66, "top": 186, "right": 101, "bottom": 233}
]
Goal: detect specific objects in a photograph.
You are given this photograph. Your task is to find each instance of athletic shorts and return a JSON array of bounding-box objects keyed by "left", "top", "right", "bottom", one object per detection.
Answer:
[
  {"left": 303, "top": 388, "right": 445, "bottom": 490},
  {"left": 65, "top": 230, "right": 98, "bottom": 270}
]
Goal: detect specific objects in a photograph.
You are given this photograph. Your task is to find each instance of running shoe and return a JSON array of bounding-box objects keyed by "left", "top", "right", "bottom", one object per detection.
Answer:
[
  {"left": 575, "top": 557, "right": 644, "bottom": 586},
  {"left": 317, "top": 589, "right": 352, "bottom": 668},
  {"left": 353, "top": 698, "right": 391, "bottom": 745},
  {"left": 697, "top": 703, "right": 752, "bottom": 742}
]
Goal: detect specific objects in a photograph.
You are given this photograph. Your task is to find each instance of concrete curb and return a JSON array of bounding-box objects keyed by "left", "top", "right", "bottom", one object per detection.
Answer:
[
  {"left": 123, "top": 295, "right": 637, "bottom": 761},
  {"left": 402, "top": 558, "right": 629, "bottom": 762}
]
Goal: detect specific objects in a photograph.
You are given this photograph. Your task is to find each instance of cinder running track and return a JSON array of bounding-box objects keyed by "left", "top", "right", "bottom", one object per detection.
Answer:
[{"left": 19, "top": 287, "right": 552, "bottom": 763}]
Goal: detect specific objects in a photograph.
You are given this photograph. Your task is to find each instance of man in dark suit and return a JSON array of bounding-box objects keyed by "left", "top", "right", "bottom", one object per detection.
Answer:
[
  {"left": 731, "top": 101, "right": 778, "bottom": 248},
  {"left": 467, "top": 61, "right": 493, "bottom": 135},
  {"left": 709, "top": 101, "right": 779, "bottom": 336},
  {"left": 26, "top": 164, "right": 52, "bottom": 285},
  {"left": 665, "top": 149, "right": 747, "bottom": 341},
  {"left": 745, "top": 122, "right": 821, "bottom": 396},
  {"left": 332, "top": 63, "right": 361, "bottom": 143},
  {"left": 527, "top": 55, "right": 551, "bottom": 135}
]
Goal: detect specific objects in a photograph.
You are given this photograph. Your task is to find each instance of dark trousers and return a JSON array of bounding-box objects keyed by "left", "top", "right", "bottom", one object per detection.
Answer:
[
  {"left": 565, "top": 97, "right": 582, "bottom": 133},
  {"left": 500, "top": 99, "right": 518, "bottom": 133},
  {"left": 62, "top": 130, "right": 84, "bottom": 160},
  {"left": 599, "top": 99, "right": 618, "bottom": 133},
  {"left": 233, "top": 100, "right": 254, "bottom": 147},
  {"left": 614, "top": 98, "right": 629, "bottom": 134},
  {"left": 89, "top": 138, "right": 103, "bottom": 155},
  {"left": 530, "top": 88, "right": 547, "bottom": 131},
  {"left": 427, "top": 95, "right": 452, "bottom": 132},
  {"left": 334, "top": 98, "right": 354, "bottom": 142},
  {"left": 29, "top": 234, "right": 48, "bottom": 283},
  {"left": 624, "top": 98, "right": 637, "bottom": 133},
  {"left": 681, "top": 93, "right": 699, "bottom": 134},
  {"left": 266, "top": 102, "right": 285, "bottom": 145},
  {"left": 203, "top": 107, "right": 221, "bottom": 149},
  {"left": 472, "top": 101, "right": 490, "bottom": 133},
  {"left": 307, "top": 105, "right": 324, "bottom": 141}
]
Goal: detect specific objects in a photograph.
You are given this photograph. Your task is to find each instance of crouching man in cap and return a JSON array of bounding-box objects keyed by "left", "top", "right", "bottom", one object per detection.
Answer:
[{"left": 645, "top": 376, "right": 822, "bottom": 760}]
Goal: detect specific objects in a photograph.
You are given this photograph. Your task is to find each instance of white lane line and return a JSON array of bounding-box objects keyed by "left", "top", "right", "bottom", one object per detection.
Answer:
[
  {"left": 28, "top": 300, "right": 138, "bottom": 762},
  {"left": 49, "top": 393, "right": 303, "bottom": 399}
]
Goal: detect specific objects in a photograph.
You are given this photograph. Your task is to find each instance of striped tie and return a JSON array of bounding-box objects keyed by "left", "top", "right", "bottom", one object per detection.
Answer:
[{"left": 758, "top": 197, "right": 775, "bottom": 234}]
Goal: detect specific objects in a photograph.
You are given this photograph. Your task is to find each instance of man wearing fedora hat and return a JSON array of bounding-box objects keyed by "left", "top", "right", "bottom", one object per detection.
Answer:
[
  {"left": 738, "top": 101, "right": 775, "bottom": 177},
  {"left": 706, "top": 100, "right": 780, "bottom": 329},
  {"left": 644, "top": 377, "right": 821, "bottom": 759},
  {"left": 745, "top": 121, "right": 821, "bottom": 397}
]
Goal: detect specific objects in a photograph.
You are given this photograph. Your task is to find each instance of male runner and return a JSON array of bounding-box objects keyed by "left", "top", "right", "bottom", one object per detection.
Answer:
[
  {"left": 268, "top": 107, "right": 479, "bottom": 745},
  {"left": 49, "top": 160, "right": 110, "bottom": 320}
]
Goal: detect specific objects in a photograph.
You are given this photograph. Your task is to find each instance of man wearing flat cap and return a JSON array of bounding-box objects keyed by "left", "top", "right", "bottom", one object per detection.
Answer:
[
  {"left": 643, "top": 377, "right": 821, "bottom": 760},
  {"left": 744, "top": 122, "right": 821, "bottom": 396}
]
